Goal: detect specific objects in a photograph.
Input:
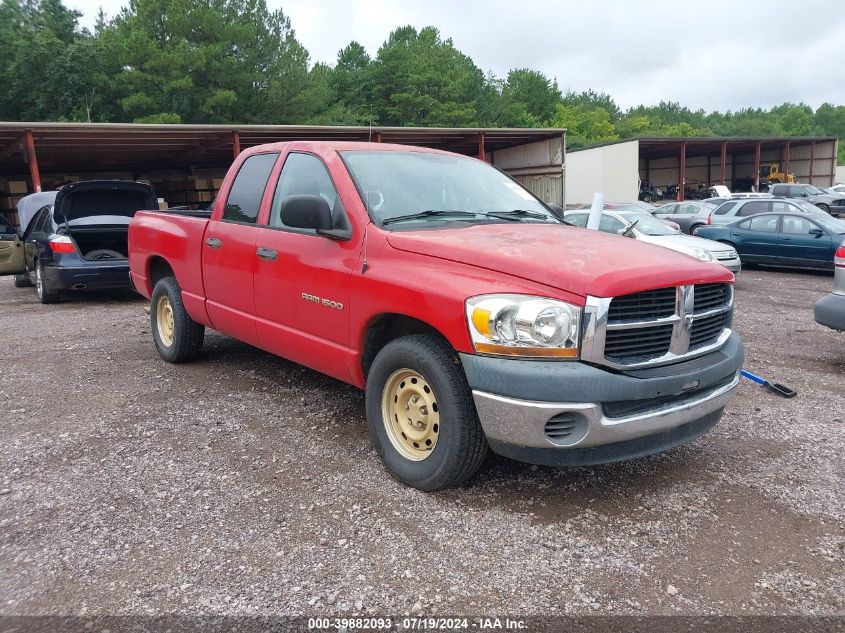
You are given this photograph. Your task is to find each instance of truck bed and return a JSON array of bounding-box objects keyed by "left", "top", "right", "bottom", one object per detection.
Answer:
[{"left": 127, "top": 209, "right": 210, "bottom": 325}]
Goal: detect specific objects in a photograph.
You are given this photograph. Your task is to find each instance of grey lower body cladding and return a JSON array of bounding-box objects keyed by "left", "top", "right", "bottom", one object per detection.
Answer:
[{"left": 460, "top": 332, "right": 744, "bottom": 466}]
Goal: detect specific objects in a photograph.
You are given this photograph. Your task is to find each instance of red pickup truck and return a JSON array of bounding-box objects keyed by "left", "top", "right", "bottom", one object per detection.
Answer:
[{"left": 128, "top": 141, "right": 743, "bottom": 490}]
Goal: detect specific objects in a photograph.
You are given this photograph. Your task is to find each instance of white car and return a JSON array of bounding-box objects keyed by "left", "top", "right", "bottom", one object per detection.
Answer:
[{"left": 565, "top": 209, "right": 742, "bottom": 273}]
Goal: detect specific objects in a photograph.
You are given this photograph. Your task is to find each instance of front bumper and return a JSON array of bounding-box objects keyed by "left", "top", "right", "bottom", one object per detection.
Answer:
[
  {"left": 715, "top": 257, "right": 741, "bottom": 274},
  {"left": 44, "top": 262, "right": 132, "bottom": 291},
  {"left": 814, "top": 292, "right": 845, "bottom": 331},
  {"left": 461, "top": 332, "right": 744, "bottom": 466}
]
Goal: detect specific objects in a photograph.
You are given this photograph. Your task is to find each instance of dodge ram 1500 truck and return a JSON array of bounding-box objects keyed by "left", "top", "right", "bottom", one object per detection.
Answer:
[{"left": 128, "top": 141, "right": 744, "bottom": 490}]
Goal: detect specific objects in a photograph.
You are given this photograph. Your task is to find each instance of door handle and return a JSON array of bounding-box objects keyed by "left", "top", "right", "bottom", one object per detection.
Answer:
[
  {"left": 205, "top": 237, "right": 222, "bottom": 249},
  {"left": 256, "top": 247, "right": 278, "bottom": 261}
]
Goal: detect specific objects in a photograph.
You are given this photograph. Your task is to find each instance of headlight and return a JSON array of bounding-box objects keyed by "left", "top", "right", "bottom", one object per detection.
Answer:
[
  {"left": 690, "top": 248, "right": 714, "bottom": 262},
  {"left": 466, "top": 294, "right": 581, "bottom": 358}
]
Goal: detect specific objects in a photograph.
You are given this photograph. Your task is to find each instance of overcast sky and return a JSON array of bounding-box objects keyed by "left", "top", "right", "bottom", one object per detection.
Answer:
[{"left": 67, "top": 0, "right": 845, "bottom": 112}]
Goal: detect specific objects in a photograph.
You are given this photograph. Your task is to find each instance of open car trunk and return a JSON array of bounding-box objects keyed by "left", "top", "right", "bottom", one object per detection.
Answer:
[
  {"left": 52, "top": 180, "right": 157, "bottom": 262},
  {"left": 65, "top": 225, "right": 129, "bottom": 260}
]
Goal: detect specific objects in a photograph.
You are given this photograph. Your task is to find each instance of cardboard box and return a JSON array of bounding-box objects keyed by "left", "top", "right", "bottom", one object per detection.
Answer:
[{"left": 8, "top": 181, "right": 28, "bottom": 194}]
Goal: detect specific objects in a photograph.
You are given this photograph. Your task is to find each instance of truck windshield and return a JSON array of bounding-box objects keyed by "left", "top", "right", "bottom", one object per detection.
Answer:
[{"left": 341, "top": 150, "right": 558, "bottom": 226}]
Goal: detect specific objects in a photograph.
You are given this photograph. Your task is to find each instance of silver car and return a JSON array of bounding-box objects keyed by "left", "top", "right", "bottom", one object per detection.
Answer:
[
  {"left": 698, "top": 197, "right": 827, "bottom": 233},
  {"left": 565, "top": 209, "right": 742, "bottom": 273},
  {"left": 770, "top": 183, "right": 845, "bottom": 216},
  {"left": 653, "top": 201, "right": 716, "bottom": 235},
  {"left": 814, "top": 243, "right": 845, "bottom": 331}
]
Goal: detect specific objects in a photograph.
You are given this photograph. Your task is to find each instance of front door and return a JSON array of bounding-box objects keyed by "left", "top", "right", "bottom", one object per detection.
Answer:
[
  {"left": 0, "top": 217, "right": 24, "bottom": 275},
  {"left": 779, "top": 215, "right": 833, "bottom": 268},
  {"left": 202, "top": 151, "right": 279, "bottom": 346},
  {"left": 253, "top": 151, "right": 359, "bottom": 382}
]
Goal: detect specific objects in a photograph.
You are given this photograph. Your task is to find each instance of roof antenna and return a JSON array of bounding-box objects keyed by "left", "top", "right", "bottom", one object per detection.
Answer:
[{"left": 362, "top": 105, "right": 374, "bottom": 275}]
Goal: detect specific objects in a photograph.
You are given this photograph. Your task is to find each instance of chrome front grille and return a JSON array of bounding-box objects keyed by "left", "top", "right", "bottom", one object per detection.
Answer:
[{"left": 582, "top": 283, "right": 733, "bottom": 369}]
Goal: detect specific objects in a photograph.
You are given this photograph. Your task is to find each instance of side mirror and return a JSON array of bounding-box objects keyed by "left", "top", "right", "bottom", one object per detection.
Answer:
[
  {"left": 547, "top": 204, "right": 564, "bottom": 219},
  {"left": 809, "top": 227, "right": 825, "bottom": 237},
  {"left": 280, "top": 194, "right": 333, "bottom": 231}
]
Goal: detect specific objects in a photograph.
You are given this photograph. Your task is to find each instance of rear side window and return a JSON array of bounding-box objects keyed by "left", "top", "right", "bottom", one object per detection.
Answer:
[
  {"left": 737, "top": 201, "right": 771, "bottom": 216},
  {"left": 659, "top": 204, "right": 677, "bottom": 215},
  {"left": 714, "top": 201, "right": 738, "bottom": 215},
  {"left": 771, "top": 184, "right": 787, "bottom": 196},
  {"left": 564, "top": 213, "right": 588, "bottom": 227},
  {"left": 747, "top": 215, "right": 779, "bottom": 233},
  {"left": 223, "top": 153, "right": 279, "bottom": 224}
]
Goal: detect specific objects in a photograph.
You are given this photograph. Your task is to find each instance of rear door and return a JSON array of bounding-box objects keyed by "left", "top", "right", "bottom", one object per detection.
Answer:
[
  {"left": 730, "top": 214, "right": 780, "bottom": 264},
  {"left": 779, "top": 215, "right": 833, "bottom": 268},
  {"left": 202, "top": 152, "right": 279, "bottom": 346},
  {"left": 0, "top": 216, "right": 24, "bottom": 275},
  {"left": 654, "top": 203, "right": 677, "bottom": 219},
  {"left": 252, "top": 151, "right": 359, "bottom": 382}
]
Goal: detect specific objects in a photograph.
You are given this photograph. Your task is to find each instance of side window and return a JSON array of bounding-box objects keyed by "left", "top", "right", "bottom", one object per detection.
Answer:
[
  {"left": 771, "top": 184, "right": 786, "bottom": 196},
  {"left": 269, "top": 153, "right": 341, "bottom": 230},
  {"left": 772, "top": 200, "right": 793, "bottom": 214},
  {"left": 747, "top": 215, "right": 779, "bottom": 233},
  {"left": 737, "top": 201, "right": 770, "bottom": 217},
  {"left": 790, "top": 185, "right": 805, "bottom": 197},
  {"left": 598, "top": 215, "right": 625, "bottom": 233},
  {"left": 660, "top": 204, "right": 677, "bottom": 215},
  {"left": 25, "top": 208, "right": 50, "bottom": 238},
  {"left": 781, "top": 216, "right": 816, "bottom": 235},
  {"left": 714, "top": 201, "right": 738, "bottom": 215},
  {"left": 223, "top": 153, "right": 279, "bottom": 224},
  {"left": 564, "top": 213, "right": 588, "bottom": 228},
  {"left": 736, "top": 219, "right": 752, "bottom": 229}
]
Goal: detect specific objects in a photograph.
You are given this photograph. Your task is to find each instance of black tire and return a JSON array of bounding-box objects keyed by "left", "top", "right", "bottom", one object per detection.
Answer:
[
  {"left": 35, "top": 261, "right": 60, "bottom": 304},
  {"left": 13, "top": 273, "right": 32, "bottom": 288},
  {"left": 816, "top": 203, "right": 830, "bottom": 214},
  {"left": 150, "top": 276, "right": 204, "bottom": 363},
  {"left": 643, "top": 195, "right": 652, "bottom": 203},
  {"left": 85, "top": 249, "right": 126, "bottom": 261},
  {"left": 365, "top": 334, "right": 488, "bottom": 491},
  {"left": 690, "top": 223, "right": 704, "bottom": 235}
]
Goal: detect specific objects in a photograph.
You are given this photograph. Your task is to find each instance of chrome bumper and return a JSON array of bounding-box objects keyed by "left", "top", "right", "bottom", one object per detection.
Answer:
[{"left": 472, "top": 373, "right": 740, "bottom": 450}]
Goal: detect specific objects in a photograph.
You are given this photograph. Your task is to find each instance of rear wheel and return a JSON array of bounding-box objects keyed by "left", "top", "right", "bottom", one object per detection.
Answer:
[
  {"left": 35, "top": 262, "right": 60, "bottom": 304},
  {"left": 690, "top": 223, "right": 704, "bottom": 235},
  {"left": 365, "top": 334, "right": 488, "bottom": 491},
  {"left": 13, "top": 273, "right": 31, "bottom": 288},
  {"left": 150, "top": 276, "right": 204, "bottom": 363},
  {"left": 816, "top": 203, "right": 830, "bottom": 214}
]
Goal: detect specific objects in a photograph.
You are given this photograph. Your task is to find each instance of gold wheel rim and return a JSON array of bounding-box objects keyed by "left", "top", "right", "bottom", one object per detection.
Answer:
[
  {"left": 156, "top": 295, "right": 175, "bottom": 347},
  {"left": 381, "top": 369, "right": 440, "bottom": 461}
]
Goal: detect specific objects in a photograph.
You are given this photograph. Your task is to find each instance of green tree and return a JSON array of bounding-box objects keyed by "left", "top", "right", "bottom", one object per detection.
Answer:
[
  {"left": 502, "top": 69, "right": 561, "bottom": 123},
  {"left": 371, "top": 26, "right": 485, "bottom": 127},
  {"left": 549, "top": 103, "right": 618, "bottom": 148},
  {"left": 105, "top": 0, "right": 312, "bottom": 124}
]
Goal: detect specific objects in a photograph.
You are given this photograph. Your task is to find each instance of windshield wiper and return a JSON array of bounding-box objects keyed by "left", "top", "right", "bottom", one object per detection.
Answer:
[
  {"left": 484, "top": 209, "right": 556, "bottom": 222},
  {"left": 381, "top": 210, "right": 483, "bottom": 226}
]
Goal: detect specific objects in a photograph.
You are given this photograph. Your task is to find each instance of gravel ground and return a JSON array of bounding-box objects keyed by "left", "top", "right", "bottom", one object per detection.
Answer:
[{"left": 0, "top": 269, "right": 843, "bottom": 620}]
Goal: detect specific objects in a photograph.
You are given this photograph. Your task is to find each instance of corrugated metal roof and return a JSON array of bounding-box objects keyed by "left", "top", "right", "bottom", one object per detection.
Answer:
[{"left": 0, "top": 122, "right": 566, "bottom": 175}]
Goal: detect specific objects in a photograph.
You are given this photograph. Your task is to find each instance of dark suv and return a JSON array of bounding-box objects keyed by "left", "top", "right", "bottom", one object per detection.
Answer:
[{"left": 770, "top": 183, "right": 845, "bottom": 217}]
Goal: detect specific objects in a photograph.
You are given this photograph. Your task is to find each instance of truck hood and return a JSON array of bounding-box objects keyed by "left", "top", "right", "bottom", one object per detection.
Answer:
[{"left": 386, "top": 223, "right": 733, "bottom": 298}]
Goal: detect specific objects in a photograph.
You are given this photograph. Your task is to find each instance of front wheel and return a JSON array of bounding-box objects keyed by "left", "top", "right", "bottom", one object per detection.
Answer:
[
  {"left": 816, "top": 203, "right": 830, "bottom": 214},
  {"left": 365, "top": 334, "right": 488, "bottom": 491},
  {"left": 150, "top": 277, "right": 204, "bottom": 363},
  {"left": 14, "top": 273, "right": 32, "bottom": 288}
]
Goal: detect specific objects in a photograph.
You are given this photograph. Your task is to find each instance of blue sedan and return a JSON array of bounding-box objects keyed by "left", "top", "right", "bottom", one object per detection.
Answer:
[{"left": 696, "top": 212, "right": 845, "bottom": 271}]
